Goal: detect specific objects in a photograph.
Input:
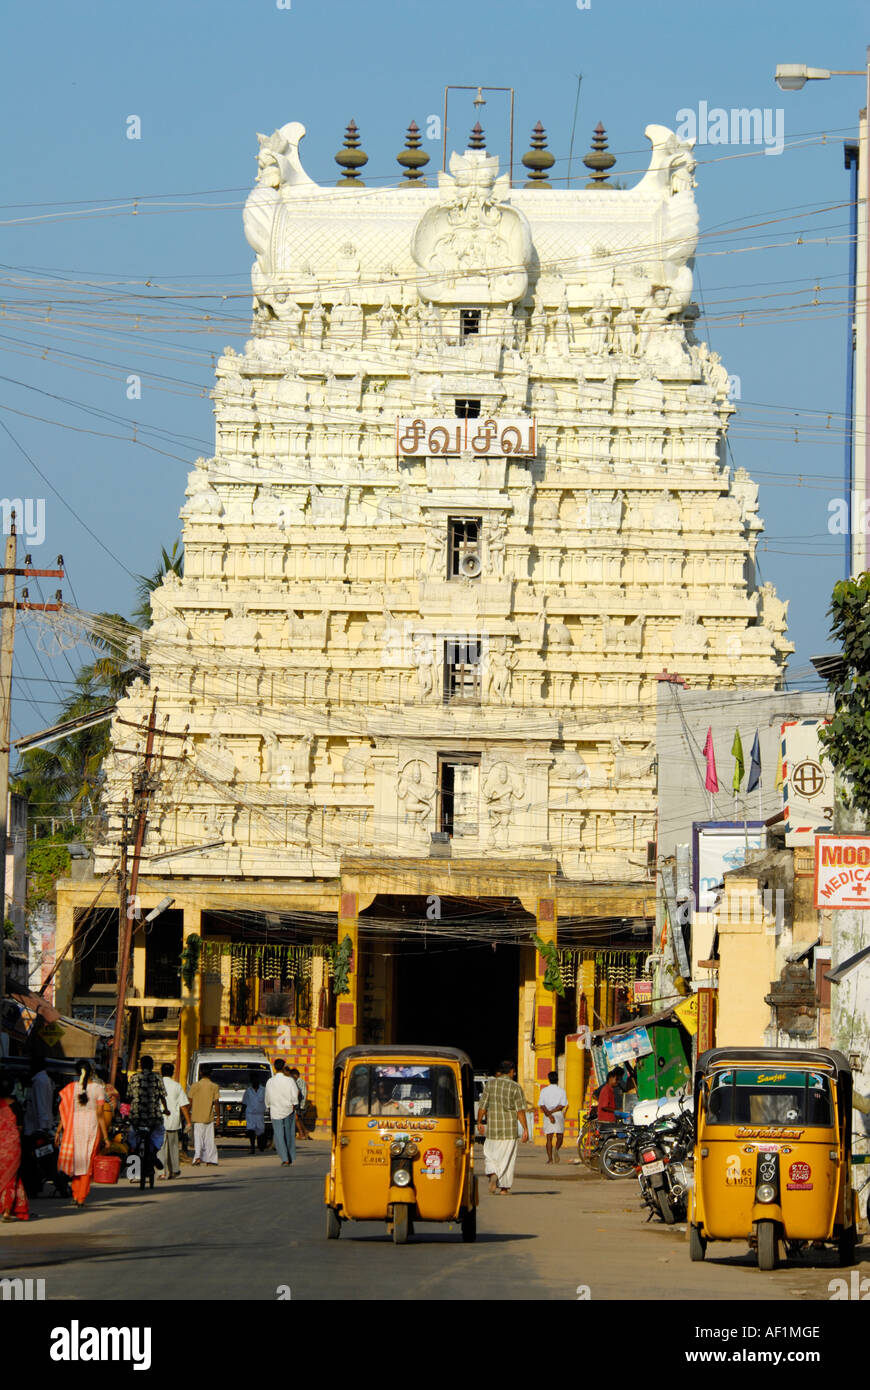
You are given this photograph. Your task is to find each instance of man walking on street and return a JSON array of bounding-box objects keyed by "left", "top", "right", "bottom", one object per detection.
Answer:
[
  {"left": 127, "top": 1055, "right": 170, "bottom": 1168},
  {"left": 188, "top": 1065, "right": 221, "bottom": 1166},
  {"left": 476, "top": 1060, "right": 528, "bottom": 1195},
  {"left": 538, "top": 1070, "right": 568, "bottom": 1164},
  {"left": 265, "top": 1060, "right": 298, "bottom": 1166},
  {"left": 157, "top": 1063, "right": 190, "bottom": 1179},
  {"left": 288, "top": 1067, "right": 313, "bottom": 1142}
]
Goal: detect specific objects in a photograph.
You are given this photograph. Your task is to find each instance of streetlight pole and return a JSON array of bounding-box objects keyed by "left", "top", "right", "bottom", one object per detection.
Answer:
[{"left": 775, "top": 50, "right": 870, "bottom": 580}]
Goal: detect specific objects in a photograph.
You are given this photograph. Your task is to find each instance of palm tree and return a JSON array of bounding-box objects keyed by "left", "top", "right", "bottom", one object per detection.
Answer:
[{"left": 131, "top": 540, "right": 183, "bottom": 627}]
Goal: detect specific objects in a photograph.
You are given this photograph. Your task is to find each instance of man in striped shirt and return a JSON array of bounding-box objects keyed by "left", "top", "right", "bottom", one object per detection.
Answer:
[{"left": 476, "top": 1061, "right": 529, "bottom": 1194}]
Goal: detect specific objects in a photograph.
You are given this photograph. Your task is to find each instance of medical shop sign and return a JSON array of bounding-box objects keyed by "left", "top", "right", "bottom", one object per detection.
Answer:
[{"left": 814, "top": 835, "right": 870, "bottom": 909}]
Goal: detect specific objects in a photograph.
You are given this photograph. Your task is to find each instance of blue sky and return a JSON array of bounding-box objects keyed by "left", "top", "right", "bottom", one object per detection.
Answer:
[{"left": 1, "top": 0, "right": 866, "bottom": 740}]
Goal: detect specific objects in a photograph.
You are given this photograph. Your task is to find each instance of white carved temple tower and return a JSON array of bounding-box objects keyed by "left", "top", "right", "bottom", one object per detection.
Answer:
[{"left": 58, "top": 116, "right": 791, "bottom": 1119}]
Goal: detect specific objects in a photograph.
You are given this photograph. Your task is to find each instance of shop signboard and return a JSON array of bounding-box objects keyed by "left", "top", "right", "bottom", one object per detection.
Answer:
[
  {"left": 782, "top": 720, "right": 833, "bottom": 846},
  {"left": 692, "top": 821, "right": 765, "bottom": 911},
  {"left": 814, "top": 834, "right": 870, "bottom": 909},
  {"left": 602, "top": 1026, "right": 653, "bottom": 1068}
]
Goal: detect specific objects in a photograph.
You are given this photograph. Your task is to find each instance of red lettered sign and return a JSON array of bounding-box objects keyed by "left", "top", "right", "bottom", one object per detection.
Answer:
[{"left": 814, "top": 834, "right": 870, "bottom": 909}]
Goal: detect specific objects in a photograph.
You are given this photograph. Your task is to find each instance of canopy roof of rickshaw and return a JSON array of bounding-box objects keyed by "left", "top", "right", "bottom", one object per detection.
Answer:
[
  {"left": 696, "top": 1046, "right": 853, "bottom": 1082},
  {"left": 334, "top": 1045, "right": 473, "bottom": 1071}
]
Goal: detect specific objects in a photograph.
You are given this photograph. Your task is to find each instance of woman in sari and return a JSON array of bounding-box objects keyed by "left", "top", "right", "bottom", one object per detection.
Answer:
[
  {"left": 56, "top": 1061, "right": 108, "bottom": 1208},
  {"left": 0, "top": 1076, "right": 31, "bottom": 1221}
]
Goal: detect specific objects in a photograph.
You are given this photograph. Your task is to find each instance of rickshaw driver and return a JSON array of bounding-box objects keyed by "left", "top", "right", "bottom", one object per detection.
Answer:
[{"left": 345, "top": 1073, "right": 405, "bottom": 1116}]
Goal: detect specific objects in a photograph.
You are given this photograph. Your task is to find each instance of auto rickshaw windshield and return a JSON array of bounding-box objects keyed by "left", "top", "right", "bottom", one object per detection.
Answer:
[
  {"left": 705, "top": 1069, "right": 834, "bottom": 1126},
  {"left": 345, "top": 1064, "right": 459, "bottom": 1118}
]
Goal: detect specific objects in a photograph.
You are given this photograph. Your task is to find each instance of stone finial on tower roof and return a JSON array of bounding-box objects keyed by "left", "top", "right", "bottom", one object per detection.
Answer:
[
  {"left": 583, "top": 122, "right": 616, "bottom": 189},
  {"left": 335, "top": 120, "right": 368, "bottom": 186},
  {"left": 522, "top": 121, "right": 555, "bottom": 188},
  {"left": 467, "top": 121, "right": 486, "bottom": 151},
  {"left": 397, "top": 120, "right": 430, "bottom": 183}
]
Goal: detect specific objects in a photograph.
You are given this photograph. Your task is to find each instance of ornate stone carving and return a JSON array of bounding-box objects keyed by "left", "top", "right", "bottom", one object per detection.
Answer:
[
  {"left": 222, "top": 603, "right": 260, "bottom": 648},
  {"left": 486, "top": 637, "right": 517, "bottom": 703},
  {"left": 181, "top": 461, "right": 224, "bottom": 520},
  {"left": 329, "top": 289, "right": 363, "bottom": 350},
  {"left": 484, "top": 762, "right": 525, "bottom": 848},
  {"left": 411, "top": 149, "right": 532, "bottom": 305},
  {"left": 398, "top": 760, "right": 434, "bottom": 836}
]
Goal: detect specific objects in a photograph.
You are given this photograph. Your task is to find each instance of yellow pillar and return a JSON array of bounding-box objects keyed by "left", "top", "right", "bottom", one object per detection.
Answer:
[
  {"left": 178, "top": 904, "right": 202, "bottom": 1086},
  {"left": 564, "top": 1033, "right": 583, "bottom": 1139},
  {"left": 533, "top": 896, "right": 557, "bottom": 1143},
  {"left": 314, "top": 1026, "right": 335, "bottom": 1131},
  {"left": 335, "top": 889, "right": 359, "bottom": 1055}
]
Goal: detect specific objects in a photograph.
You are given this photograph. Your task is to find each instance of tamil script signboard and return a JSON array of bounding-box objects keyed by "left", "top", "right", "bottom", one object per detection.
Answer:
[
  {"left": 814, "top": 834, "right": 870, "bottom": 909},
  {"left": 396, "top": 416, "right": 536, "bottom": 458}
]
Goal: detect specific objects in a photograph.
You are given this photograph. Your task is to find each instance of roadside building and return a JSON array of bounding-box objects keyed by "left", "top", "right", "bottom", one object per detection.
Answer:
[{"left": 54, "top": 115, "right": 788, "bottom": 1129}]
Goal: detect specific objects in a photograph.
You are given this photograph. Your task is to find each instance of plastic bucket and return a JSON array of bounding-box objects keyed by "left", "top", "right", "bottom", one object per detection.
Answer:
[{"left": 93, "top": 1154, "right": 122, "bottom": 1185}]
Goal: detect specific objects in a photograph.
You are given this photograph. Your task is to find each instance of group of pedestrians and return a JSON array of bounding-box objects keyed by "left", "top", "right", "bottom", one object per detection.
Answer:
[
  {"left": 1, "top": 1051, "right": 315, "bottom": 1218},
  {"left": 0, "top": 1058, "right": 108, "bottom": 1217}
]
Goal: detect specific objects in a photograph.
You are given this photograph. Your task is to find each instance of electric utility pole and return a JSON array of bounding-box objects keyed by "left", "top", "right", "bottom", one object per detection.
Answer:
[
  {"left": 0, "top": 516, "right": 63, "bottom": 1004},
  {"left": 109, "top": 693, "right": 158, "bottom": 1086}
]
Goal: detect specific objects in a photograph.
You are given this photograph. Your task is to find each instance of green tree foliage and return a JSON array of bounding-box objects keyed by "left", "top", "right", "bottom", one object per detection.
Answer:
[
  {"left": 818, "top": 573, "right": 870, "bottom": 814},
  {"left": 26, "top": 834, "right": 73, "bottom": 915}
]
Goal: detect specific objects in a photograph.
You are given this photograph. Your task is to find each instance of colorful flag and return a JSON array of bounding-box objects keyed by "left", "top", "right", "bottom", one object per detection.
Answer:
[
  {"left": 703, "top": 727, "right": 719, "bottom": 793},
  {"left": 747, "top": 730, "right": 761, "bottom": 792},
  {"left": 731, "top": 729, "right": 744, "bottom": 793}
]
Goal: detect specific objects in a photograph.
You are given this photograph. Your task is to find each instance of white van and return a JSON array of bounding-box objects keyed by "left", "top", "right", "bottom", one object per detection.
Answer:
[{"left": 187, "top": 1048, "right": 274, "bottom": 1142}]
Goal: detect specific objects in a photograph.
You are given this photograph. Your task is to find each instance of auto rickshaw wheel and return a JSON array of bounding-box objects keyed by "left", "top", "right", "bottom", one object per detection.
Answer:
[
  {"left": 461, "top": 1206, "right": 477, "bottom": 1243},
  {"left": 392, "top": 1204, "right": 411, "bottom": 1245},
  {"left": 757, "top": 1220, "right": 778, "bottom": 1270},
  {"left": 838, "top": 1224, "right": 857, "bottom": 1267},
  {"left": 326, "top": 1206, "right": 341, "bottom": 1240},
  {"left": 689, "top": 1224, "right": 706, "bottom": 1262}
]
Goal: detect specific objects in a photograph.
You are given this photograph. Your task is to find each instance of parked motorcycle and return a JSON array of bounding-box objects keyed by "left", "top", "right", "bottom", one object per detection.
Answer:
[
  {"left": 577, "top": 1111, "right": 633, "bottom": 1173},
  {"left": 631, "top": 1099, "right": 694, "bottom": 1223}
]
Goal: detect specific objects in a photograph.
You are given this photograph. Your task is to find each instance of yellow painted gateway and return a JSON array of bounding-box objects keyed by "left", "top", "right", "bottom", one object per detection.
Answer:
[
  {"left": 325, "top": 1046, "right": 478, "bottom": 1245},
  {"left": 689, "top": 1048, "right": 858, "bottom": 1270}
]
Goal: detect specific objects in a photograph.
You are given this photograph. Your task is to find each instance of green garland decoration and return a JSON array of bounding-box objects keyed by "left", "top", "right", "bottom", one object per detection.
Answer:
[
  {"left": 180, "top": 934, "right": 202, "bottom": 991},
  {"left": 533, "top": 934, "right": 565, "bottom": 996},
  {"left": 330, "top": 935, "right": 354, "bottom": 996}
]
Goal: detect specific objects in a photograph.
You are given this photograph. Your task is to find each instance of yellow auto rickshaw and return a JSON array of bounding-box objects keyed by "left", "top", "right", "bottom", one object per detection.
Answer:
[
  {"left": 690, "top": 1047, "right": 858, "bottom": 1269},
  {"left": 324, "top": 1046, "right": 478, "bottom": 1244}
]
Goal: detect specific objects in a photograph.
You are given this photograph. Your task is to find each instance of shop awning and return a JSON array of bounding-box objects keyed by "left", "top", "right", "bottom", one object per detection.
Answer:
[{"left": 592, "top": 1003, "right": 684, "bottom": 1039}]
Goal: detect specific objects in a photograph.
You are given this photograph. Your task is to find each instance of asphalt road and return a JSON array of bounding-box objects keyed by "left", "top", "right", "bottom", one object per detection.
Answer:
[{"left": 2, "top": 1139, "right": 867, "bottom": 1302}]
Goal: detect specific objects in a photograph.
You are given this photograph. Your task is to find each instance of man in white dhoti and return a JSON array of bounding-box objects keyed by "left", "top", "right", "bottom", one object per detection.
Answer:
[
  {"left": 538, "top": 1070, "right": 568, "bottom": 1164},
  {"left": 476, "top": 1061, "right": 529, "bottom": 1195},
  {"left": 157, "top": 1063, "right": 190, "bottom": 1179},
  {"left": 188, "top": 1066, "right": 221, "bottom": 1166}
]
